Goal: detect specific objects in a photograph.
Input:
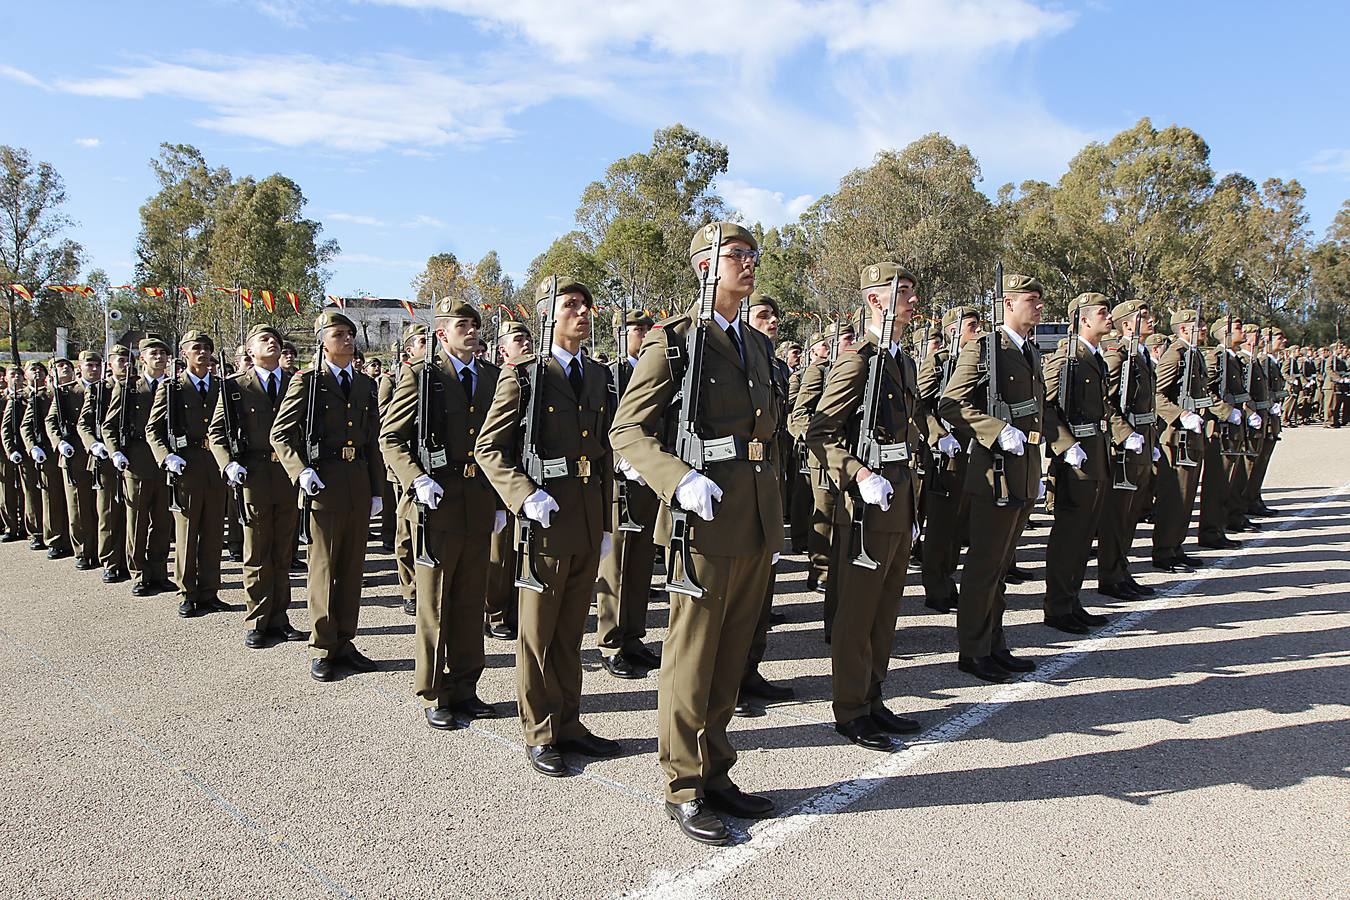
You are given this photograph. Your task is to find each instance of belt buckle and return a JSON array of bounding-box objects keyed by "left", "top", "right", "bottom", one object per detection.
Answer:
[
  {"left": 270, "top": 451, "right": 279, "bottom": 463},
  {"left": 341, "top": 447, "right": 356, "bottom": 462},
  {"left": 576, "top": 459, "right": 591, "bottom": 478},
  {"left": 463, "top": 462, "right": 478, "bottom": 478},
  {"left": 748, "top": 440, "right": 764, "bottom": 461},
  {"left": 1026, "top": 430, "right": 1042, "bottom": 445}
]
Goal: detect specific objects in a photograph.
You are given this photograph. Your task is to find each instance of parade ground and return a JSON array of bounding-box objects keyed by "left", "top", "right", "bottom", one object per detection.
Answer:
[{"left": 2, "top": 427, "right": 1346, "bottom": 899}]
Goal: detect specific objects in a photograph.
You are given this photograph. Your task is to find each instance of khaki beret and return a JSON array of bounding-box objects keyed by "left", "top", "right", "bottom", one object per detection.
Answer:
[
  {"left": 435, "top": 297, "right": 482, "bottom": 326},
  {"left": 807, "top": 331, "right": 826, "bottom": 347},
  {"left": 246, "top": 323, "right": 283, "bottom": 345},
  {"left": 783, "top": 341, "right": 803, "bottom": 352},
  {"left": 1242, "top": 322, "right": 1259, "bottom": 334},
  {"left": 859, "top": 262, "right": 918, "bottom": 291},
  {"left": 1145, "top": 333, "right": 1170, "bottom": 349},
  {"left": 179, "top": 329, "right": 214, "bottom": 350},
  {"left": 1209, "top": 319, "right": 1241, "bottom": 343},
  {"left": 1067, "top": 292, "right": 1111, "bottom": 316},
  {"left": 1003, "top": 273, "right": 1044, "bottom": 295},
  {"left": 748, "top": 291, "right": 779, "bottom": 315},
  {"left": 1112, "top": 299, "right": 1149, "bottom": 321},
  {"left": 314, "top": 310, "right": 357, "bottom": 334},
  {"left": 534, "top": 275, "right": 595, "bottom": 309},
  {"left": 623, "top": 310, "right": 655, "bottom": 328},
  {"left": 826, "top": 320, "right": 855, "bottom": 338},
  {"left": 402, "top": 323, "right": 430, "bottom": 345},
  {"left": 138, "top": 333, "right": 170, "bottom": 352},
  {"left": 941, "top": 305, "right": 980, "bottom": 330},
  {"left": 50, "top": 356, "right": 71, "bottom": 366},
  {"left": 688, "top": 221, "right": 758, "bottom": 259},
  {"left": 108, "top": 345, "right": 131, "bottom": 359},
  {"left": 1270, "top": 327, "right": 1285, "bottom": 337},
  {"left": 498, "top": 321, "right": 531, "bottom": 338},
  {"left": 1170, "top": 308, "right": 1201, "bottom": 327},
  {"left": 77, "top": 350, "right": 102, "bottom": 363}
]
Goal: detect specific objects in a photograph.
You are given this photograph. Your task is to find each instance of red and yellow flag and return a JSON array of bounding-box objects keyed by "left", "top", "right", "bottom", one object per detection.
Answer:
[
  {"left": 214, "top": 286, "right": 238, "bottom": 295},
  {"left": 500, "top": 304, "right": 514, "bottom": 320},
  {"left": 326, "top": 294, "right": 345, "bottom": 309},
  {"left": 112, "top": 284, "right": 133, "bottom": 291},
  {"left": 516, "top": 303, "right": 530, "bottom": 319},
  {"left": 286, "top": 291, "right": 300, "bottom": 314},
  {"left": 142, "top": 286, "right": 165, "bottom": 298},
  {"left": 178, "top": 286, "right": 198, "bottom": 305},
  {"left": 260, "top": 290, "right": 276, "bottom": 313},
  {"left": 239, "top": 288, "right": 253, "bottom": 309},
  {"left": 9, "top": 284, "right": 32, "bottom": 300},
  {"left": 400, "top": 299, "right": 416, "bottom": 319}
]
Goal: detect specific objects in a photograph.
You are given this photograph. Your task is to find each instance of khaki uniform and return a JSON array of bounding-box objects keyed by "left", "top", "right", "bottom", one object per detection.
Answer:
[
  {"left": 918, "top": 347, "right": 969, "bottom": 605},
  {"left": 938, "top": 329, "right": 1046, "bottom": 658},
  {"left": 1324, "top": 355, "right": 1348, "bottom": 425},
  {"left": 477, "top": 348, "right": 613, "bottom": 745},
  {"left": 1152, "top": 341, "right": 1208, "bottom": 562},
  {"left": 378, "top": 372, "right": 413, "bottom": 605},
  {"left": 595, "top": 357, "right": 661, "bottom": 661},
  {"left": 789, "top": 362, "right": 836, "bottom": 593},
  {"left": 209, "top": 367, "right": 297, "bottom": 631},
  {"left": 485, "top": 514, "right": 518, "bottom": 633},
  {"left": 76, "top": 378, "right": 128, "bottom": 574},
  {"left": 1098, "top": 341, "right": 1158, "bottom": 586},
  {"left": 271, "top": 364, "right": 385, "bottom": 660},
  {"left": 381, "top": 351, "right": 500, "bottom": 707},
  {"left": 0, "top": 391, "right": 19, "bottom": 537},
  {"left": 806, "top": 334, "right": 919, "bottom": 725},
  {"left": 610, "top": 307, "right": 781, "bottom": 803},
  {"left": 2, "top": 390, "right": 42, "bottom": 540},
  {"left": 1243, "top": 352, "right": 1279, "bottom": 513},
  {"left": 786, "top": 367, "right": 812, "bottom": 553},
  {"left": 104, "top": 375, "right": 173, "bottom": 584},
  {"left": 1198, "top": 348, "right": 1244, "bottom": 543},
  {"left": 21, "top": 386, "right": 71, "bottom": 552},
  {"left": 45, "top": 379, "right": 98, "bottom": 565},
  {"left": 744, "top": 354, "right": 794, "bottom": 679}
]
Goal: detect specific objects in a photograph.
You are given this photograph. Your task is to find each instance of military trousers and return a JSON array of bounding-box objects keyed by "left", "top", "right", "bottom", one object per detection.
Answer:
[
  {"left": 808, "top": 476, "right": 837, "bottom": 582},
  {"left": 659, "top": 547, "right": 771, "bottom": 804},
  {"left": 1098, "top": 457, "right": 1152, "bottom": 585},
  {"left": 0, "top": 458, "right": 20, "bottom": 536},
  {"left": 307, "top": 500, "right": 371, "bottom": 660},
  {"left": 788, "top": 470, "right": 811, "bottom": 553},
  {"left": 595, "top": 511, "right": 659, "bottom": 658},
  {"left": 173, "top": 473, "right": 226, "bottom": 605},
  {"left": 124, "top": 471, "right": 171, "bottom": 582},
  {"left": 1197, "top": 433, "right": 1231, "bottom": 544},
  {"left": 920, "top": 454, "right": 969, "bottom": 603},
  {"left": 1044, "top": 465, "right": 1107, "bottom": 616},
  {"left": 1244, "top": 430, "right": 1277, "bottom": 511},
  {"left": 36, "top": 458, "right": 70, "bottom": 550},
  {"left": 241, "top": 492, "right": 298, "bottom": 631},
  {"left": 484, "top": 517, "right": 518, "bottom": 632},
  {"left": 956, "top": 497, "right": 1032, "bottom": 658},
  {"left": 1224, "top": 434, "right": 1253, "bottom": 530},
  {"left": 1151, "top": 435, "right": 1202, "bottom": 562},
  {"left": 61, "top": 464, "right": 97, "bottom": 564},
  {"left": 415, "top": 524, "right": 490, "bottom": 707},
  {"left": 395, "top": 494, "right": 415, "bottom": 603},
  {"left": 17, "top": 459, "right": 43, "bottom": 539}
]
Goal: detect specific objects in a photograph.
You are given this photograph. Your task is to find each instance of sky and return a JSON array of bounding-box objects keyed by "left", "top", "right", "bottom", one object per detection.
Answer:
[{"left": 3, "top": 0, "right": 1348, "bottom": 298}]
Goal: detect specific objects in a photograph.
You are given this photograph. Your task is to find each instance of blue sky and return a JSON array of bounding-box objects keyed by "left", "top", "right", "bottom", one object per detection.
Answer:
[{"left": 3, "top": 0, "right": 1347, "bottom": 297}]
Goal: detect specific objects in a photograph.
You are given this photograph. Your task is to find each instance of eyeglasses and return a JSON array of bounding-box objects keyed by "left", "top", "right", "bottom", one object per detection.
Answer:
[{"left": 723, "top": 248, "right": 761, "bottom": 265}]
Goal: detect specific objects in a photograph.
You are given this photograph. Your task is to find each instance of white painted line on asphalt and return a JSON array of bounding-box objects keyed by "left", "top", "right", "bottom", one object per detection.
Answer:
[
  {"left": 0, "top": 631, "right": 358, "bottom": 900},
  {"left": 628, "top": 482, "right": 1350, "bottom": 900}
]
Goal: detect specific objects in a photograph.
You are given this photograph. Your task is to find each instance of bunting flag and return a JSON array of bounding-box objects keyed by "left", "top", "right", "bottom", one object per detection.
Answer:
[
  {"left": 400, "top": 299, "right": 416, "bottom": 318},
  {"left": 214, "top": 286, "right": 239, "bottom": 295},
  {"left": 286, "top": 291, "right": 301, "bottom": 314},
  {"left": 500, "top": 304, "right": 515, "bottom": 320},
  {"left": 260, "top": 290, "right": 276, "bottom": 313},
  {"left": 516, "top": 303, "right": 530, "bottom": 319},
  {"left": 46, "top": 284, "right": 95, "bottom": 297},
  {"left": 239, "top": 288, "right": 253, "bottom": 309},
  {"left": 112, "top": 284, "right": 133, "bottom": 290},
  {"left": 9, "top": 284, "right": 33, "bottom": 300},
  {"left": 178, "top": 286, "right": 198, "bottom": 305},
  {"left": 142, "top": 286, "right": 165, "bottom": 298},
  {"left": 326, "top": 294, "right": 345, "bottom": 309}
]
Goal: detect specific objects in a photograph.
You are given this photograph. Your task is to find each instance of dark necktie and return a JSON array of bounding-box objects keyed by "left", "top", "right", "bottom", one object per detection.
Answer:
[
  {"left": 198, "top": 379, "right": 208, "bottom": 403},
  {"left": 567, "top": 357, "right": 583, "bottom": 398},
  {"left": 460, "top": 366, "right": 474, "bottom": 402},
  {"left": 339, "top": 369, "right": 351, "bottom": 399},
  {"left": 726, "top": 325, "right": 744, "bottom": 365},
  {"left": 267, "top": 373, "right": 278, "bottom": 408},
  {"left": 1022, "top": 340, "right": 1035, "bottom": 370}
]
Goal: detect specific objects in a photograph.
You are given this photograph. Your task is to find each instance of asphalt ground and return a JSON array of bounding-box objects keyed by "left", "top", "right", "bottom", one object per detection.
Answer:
[{"left": 1, "top": 427, "right": 1347, "bottom": 899}]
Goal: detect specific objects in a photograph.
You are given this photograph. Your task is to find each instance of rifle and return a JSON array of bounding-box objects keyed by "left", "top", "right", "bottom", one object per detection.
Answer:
[
  {"left": 51, "top": 383, "right": 77, "bottom": 486},
  {"left": 664, "top": 224, "right": 723, "bottom": 599},
  {"left": 219, "top": 374, "right": 251, "bottom": 527},
  {"left": 514, "top": 278, "right": 557, "bottom": 591},
  {"left": 296, "top": 346, "right": 325, "bottom": 546},
  {"left": 413, "top": 326, "right": 446, "bottom": 568},
  {"left": 1057, "top": 303, "right": 1083, "bottom": 443},
  {"left": 987, "top": 263, "right": 1013, "bottom": 507},
  {"left": 1218, "top": 311, "right": 1244, "bottom": 458},
  {"left": 116, "top": 369, "right": 135, "bottom": 505},
  {"left": 88, "top": 379, "right": 108, "bottom": 489},
  {"left": 164, "top": 369, "right": 187, "bottom": 513},
  {"left": 1240, "top": 327, "right": 1258, "bottom": 458},
  {"left": 929, "top": 309, "right": 968, "bottom": 499},
  {"left": 614, "top": 309, "right": 643, "bottom": 534},
  {"left": 1176, "top": 306, "right": 1204, "bottom": 468},
  {"left": 849, "top": 277, "right": 904, "bottom": 571},
  {"left": 1111, "top": 308, "right": 1144, "bottom": 491}
]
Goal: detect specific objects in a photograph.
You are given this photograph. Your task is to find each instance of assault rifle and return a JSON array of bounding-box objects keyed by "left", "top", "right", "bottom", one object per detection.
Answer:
[
  {"left": 164, "top": 368, "right": 187, "bottom": 513},
  {"left": 849, "top": 276, "right": 904, "bottom": 570},
  {"left": 614, "top": 307, "right": 642, "bottom": 534},
  {"left": 1176, "top": 306, "right": 1204, "bottom": 468},
  {"left": 51, "top": 382, "right": 77, "bottom": 486},
  {"left": 219, "top": 374, "right": 251, "bottom": 527},
  {"left": 987, "top": 263, "right": 1013, "bottom": 507},
  {"left": 514, "top": 278, "right": 557, "bottom": 591},
  {"left": 1111, "top": 307, "right": 1144, "bottom": 491},
  {"left": 296, "top": 346, "right": 325, "bottom": 546},
  {"left": 414, "top": 326, "right": 446, "bottom": 568}
]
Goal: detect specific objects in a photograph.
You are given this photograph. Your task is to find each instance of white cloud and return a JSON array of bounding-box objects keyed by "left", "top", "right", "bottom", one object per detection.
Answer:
[
  {"left": 720, "top": 179, "right": 815, "bottom": 228},
  {"left": 327, "top": 211, "right": 447, "bottom": 229},
  {"left": 0, "top": 64, "right": 46, "bottom": 89},
  {"left": 334, "top": 251, "right": 425, "bottom": 268},
  {"left": 73, "top": 137, "right": 101, "bottom": 148},
  {"left": 328, "top": 212, "right": 388, "bottom": 227},
  {"left": 1304, "top": 149, "right": 1350, "bottom": 176}
]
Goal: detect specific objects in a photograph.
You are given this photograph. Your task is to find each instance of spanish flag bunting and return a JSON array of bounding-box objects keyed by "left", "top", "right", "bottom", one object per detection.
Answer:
[
  {"left": 325, "top": 294, "right": 345, "bottom": 309},
  {"left": 516, "top": 303, "right": 530, "bottom": 319},
  {"left": 142, "top": 286, "right": 165, "bottom": 298},
  {"left": 239, "top": 288, "right": 253, "bottom": 309},
  {"left": 400, "top": 299, "right": 416, "bottom": 318},
  {"left": 214, "top": 286, "right": 238, "bottom": 295},
  {"left": 112, "top": 284, "right": 133, "bottom": 291},
  {"left": 178, "top": 286, "right": 198, "bottom": 305},
  {"left": 9, "top": 284, "right": 32, "bottom": 300},
  {"left": 500, "top": 305, "right": 514, "bottom": 320},
  {"left": 260, "top": 290, "right": 276, "bottom": 313},
  {"left": 286, "top": 291, "right": 300, "bottom": 314}
]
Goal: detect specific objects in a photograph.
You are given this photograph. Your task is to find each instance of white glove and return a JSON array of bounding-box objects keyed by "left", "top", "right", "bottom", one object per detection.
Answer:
[
  {"left": 857, "top": 472, "right": 894, "bottom": 510},
  {"left": 1123, "top": 432, "right": 1145, "bottom": 454},
  {"left": 90, "top": 441, "right": 109, "bottom": 459},
  {"left": 1038, "top": 477, "right": 1047, "bottom": 500},
  {"left": 412, "top": 473, "right": 444, "bottom": 509},
  {"left": 1247, "top": 413, "right": 1262, "bottom": 428},
  {"left": 771, "top": 552, "right": 780, "bottom": 565},
  {"left": 996, "top": 424, "right": 1027, "bottom": 456},
  {"left": 1063, "top": 442, "right": 1087, "bottom": 469},
  {"left": 370, "top": 495, "right": 383, "bottom": 518},
  {"left": 675, "top": 470, "right": 723, "bottom": 522},
  {"left": 1180, "top": 412, "right": 1203, "bottom": 433},
  {"left": 224, "top": 461, "right": 248, "bottom": 486},
  {"left": 616, "top": 456, "right": 647, "bottom": 486},
  {"left": 163, "top": 454, "right": 186, "bottom": 475},
  {"left": 1151, "top": 446, "right": 1162, "bottom": 462},
  {"left": 7, "top": 451, "right": 20, "bottom": 464},
  {"left": 936, "top": 434, "right": 961, "bottom": 458},
  {"left": 58, "top": 440, "right": 75, "bottom": 458},
  {"left": 29, "top": 446, "right": 46, "bottom": 464},
  {"left": 912, "top": 522, "right": 920, "bottom": 543},
  {"left": 599, "top": 532, "right": 612, "bottom": 561},
  {"left": 492, "top": 510, "right": 508, "bottom": 534},
  {"left": 522, "top": 488, "right": 560, "bottom": 528},
  {"left": 1227, "top": 409, "right": 1242, "bottom": 425},
  {"left": 112, "top": 451, "right": 129, "bottom": 471},
  {"left": 299, "top": 467, "right": 325, "bottom": 496},
  {"left": 1272, "top": 404, "right": 1282, "bottom": 418}
]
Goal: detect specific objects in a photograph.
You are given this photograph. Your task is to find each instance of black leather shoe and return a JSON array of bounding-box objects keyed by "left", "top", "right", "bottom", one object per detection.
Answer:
[
  {"left": 28, "top": 537, "right": 45, "bottom": 550},
  {"left": 47, "top": 546, "right": 72, "bottom": 560},
  {"left": 666, "top": 799, "right": 730, "bottom": 845},
  {"left": 1124, "top": 578, "right": 1156, "bottom": 597},
  {"left": 629, "top": 645, "right": 661, "bottom": 669},
  {"left": 601, "top": 653, "right": 645, "bottom": 679},
  {"left": 958, "top": 655, "right": 1012, "bottom": 683},
  {"left": 425, "top": 706, "right": 460, "bottom": 730},
  {"left": 402, "top": 597, "right": 416, "bottom": 617},
  {"left": 872, "top": 706, "right": 921, "bottom": 735},
  {"left": 767, "top": 610, "right": 787, "bottom": 627},
  {"left": 102, "top": 567, "right": 125, "bottom": 583},
  {"left": 992, "top": 648, "right": 1036, "bottom": 673},
  {"left": 451, "top": 696, "right": 497, "bottom": 720},
  {"left": 1097, "top": 582, "right": 1140, "bottom": 601},
  {"left": 1003, "top": 568, "right": 1026, "bottom": 585},
  {"left": 0, "top": 531, "right": 19, "bottom": 542},
  {"left": 346, "top": 648, "right": 378, "bottom": 672},
  {"left": 1253, "top": 503, "right": 1277, "bottom": 516},
  {"left": 310, "top": 658, "right": 337, "bottom": 682},
  {"left": 154, "top": 579, "right": 177, "bottom": 593},
  {"left": 1072, "top": 605, "right": 1110, "bottom": 626},
  {"left": 1043, "top": 614, "right": 1090, "bottom": 635},
  {"left": 805, "top": 570, "right": 819, "bottom": 592},
  {"left": 925, "top": 593, "right": 959, "bottom": 613},
  {"left": 1174, "top": 552, "right": 1205, "bottom": 567},
  {"left": 131, "top": 580, "right": 154, "bottom": 597},
  {"left": 527, "top": 744, "right": 569, "bottom": 778},
  {"left": 740, "top": 671, "right": 794, "bottom": 702},
  {"left": 199, "top": 597, "right": 231, "bottom": 612},
  {"left": 836, "top": 716, "right": 893, "bottom": 751},
  {"left": 177, "top": 600, "right": 200, "bottom": 618},
  {"left": 733, "top": 699, "right": 764, "bottom": 718},
  {"left": 705, "top": 785, "right": 775, "bottom": 819},
  {"left": 227, "top": 550, "right": 243, "bottom": 563},
  {"left": 74, "top": 557, "right": 96, "bottom": 570},
  {"left": 483, "top": 622, "right": 516, "bottom": 641},
  {"left": 269, "top": 621, "right": 309, "bottom": 642},
  {"left": 244, "top": 629, "right": 269, "bottom": 650},
  {"left": 1006, "top": 565, "right": 1034, "bottom": 582},
  {"left": 1199, "top": 537, "right": 1239, "bottom": 550},
  {"left": 290, "top": 557, "right": 306, "bottom": 572},
  {"left": 1151, "top": 559, "right": 1189, "bottom": 574},
  {"left": 559, "top": 731, "right": 621, "bottom": 758}
]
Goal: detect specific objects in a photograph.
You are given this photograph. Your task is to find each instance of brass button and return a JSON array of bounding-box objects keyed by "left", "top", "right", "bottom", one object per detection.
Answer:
[
  {"left": 468, "top": 427, "right": 476, "bottom": 436},
  {"left": 579, "top": 455, "right": 587, "bottom": 461},
  {"left": 755, "top": 408, "right": 762, "bottom": 416},
  {"left": 467, "top": 450, "right": 474, "bottom": 457},
  {"left": 581, "top": 430, "right": 589, "bottom": 437},
  {"left": 548, "top": 405, "right": 554, "bottom": 413},
  {"left": 469, "top": 406, "right": 475, "bottom": 413},
  {"left": 346, "top": 439, "right": 354, "bottom": 446},
  {"left": 347, "top": 421, "right": 353, "bottom": 426}
]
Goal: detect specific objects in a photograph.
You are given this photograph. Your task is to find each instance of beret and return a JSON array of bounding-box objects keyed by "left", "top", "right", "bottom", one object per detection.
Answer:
[
  {"left": 50, "top": 356, "right": 71, "bottom": 365},
  {"left": 1145, "top": 333, "right": 1170, "bottom": 349},
  {"left": 1170, "top": 308, "right": 1200, "bottom": 327},
  {"left": 807, "top": 331, "right": 826, "bottom": 346},
  {"left": 435, "top": 297, "right": 481, "bottom": 326},
  {"left": 688, "top": 221, "right": 758, "bottom": 259},
  {"left": 860, "top": 262, "right": 918, "bottom": 291},
  {"left": 1242, "top": 322, "right": 1259, "bottom": 334},
  {"left": 748, "top": 291, "right": 779, "bottom": 315},
  {"left": 1067, "top": 292, "right": 1111, "bottom": 316},
  {"left": 826, "top": 320, "right": 855, "bottom": 338},
  {"left": 535, "top": 275, "right": 594, "bottom": 309},
  {"left": 179, "top": 329, "right": 214, "bottom": 350},
  {"left": 1003, "top": 273, "right": 1044, "bottom": 295},
  {"left": 108, "top": 345, "right": 131, "bottom": 358},
  {"left": 623, "top": 310, "right": 655, "bottom": 328},
  {"left": 138, "top": 333, "right": 170, "bottom": 351},
  {"left": 1209, "top": 319, "right": 1241, "bottom": 342},
  {"left": 77, "top": 350, "right": 102, "bottom": 363},
  {"left": 941, "top": 305, "right": 980, "bottom": 330},
  {"left": 314, "top": 310, "right": 357, "bottom": 334},
  {"left": 402, "top": 322, "right": 430, "bottom": 344},
  {"left": 498, "top": 321, "right": 531, "bottom": 338},
  {"left": 783, "top": 341, "right": 803, "bottom": 352},
  {"left": 1111, "top": 299, "right": 1149, "bottom": 321},
  {"left": 246, "top": 324, "right": 283, "bottom": 344}
]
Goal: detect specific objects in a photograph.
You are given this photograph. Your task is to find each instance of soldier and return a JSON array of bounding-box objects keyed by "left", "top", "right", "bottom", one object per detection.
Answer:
[
  {"left": 805, "top": 262, "right": 923, "bottom": 751},
  {"left": 209, "top": 324, "right": 306, "bottom": 648},
  {"left": 1246, "top": 327, "right": 1285, "bottom": 517},
  {"left": 78, "top": 346, "right": 131, "bottom": 581},
  {"left": 382, "top": 298, "right": 501, "bottom": 729},
  {"left": 938, "top": 273, "right": 1046, "bottom": 683},
  {"left": 1151, "top": 310, "right": 1210, "bottom": 572},
  {"left": 918, "top": 305, "right": 980, "bottom": 612},
  {"left": 611, "top": 222, "right": 781, "bottom": 844},
  {"left": 2, "top": 366, "right": 43, "bottom": 548},
  {"left": 595, "top": 309, "right": 661, "bottom": 679},
  {"left": 21, "top": 361, "right": 73, "bottom": 559},
  {"left": 271, "top": 311, "right": 386, "bottom": 681},
  {"left": 0, "top": 365, "right": 19, "bottom": 543},
  {"left": 1227, "top": 323, "right": 1268, "bottom": 535},
  {"left": 786, "top": 331, "right": 827, "bottom": 555},
  {"left": 1042, "top": 293, "right": 1117, "bottom": 634},
  {"left": 1325, "top": 345, "right": 1349, "bottom": 426},
  {"left": 1097, "top": 300, "right": 1160, "bottom": 600},
  {"left": 1145, "top": 332, "right": 1170, "bottom": 362},
  {"left": 46, "top": 350, "right": 101, "bottom": 570},
  {"left": 375, "top": 352, "right": 398, "bottom": 553},
  {"left": 477, "top": 276, "right": 619, "bottom": 777},
  {"left": 387, "top": 324, "right": 428, "bottom": 614},
  {"left": 482, "top": 320, "right": 533, "bottom": 642},
  {"left": 1197, "top": 318, "right": 1246, "bottom": 550},
  {"left": 147, "top": 332, "right": 227, "bottom": 618}
]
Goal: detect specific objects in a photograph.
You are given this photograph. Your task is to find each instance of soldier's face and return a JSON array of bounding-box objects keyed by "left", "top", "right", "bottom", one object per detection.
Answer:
[
  {"left": 407, "top": 334, "right": 429, "bottom": 359},
  {"left": 25, "top": 366, "right": 45, "bottom": 387},
  {"left": 1081, "top": 305, "right": 1112, "bottom": 341},
  {"left": 142, "top": 348, "right": 167, "bottom": 375},
  {"left": 957, "top": 316, "right": 981, "bottom": 347},
  {"left": 749, "top": 305, "right": 779, "bottom": 339},
  {"left": 501, "top": 333, "right": 531, "bottom": 362},
  {"left": 786, "top": 348, "right": 802, "bottom": 367},
  {"left": 625, "top": 324, "right": 649, "bottom": 358},
  {"left": 810, "top": 340, "right": 829, "bottom": 362},
  {"left": 182, "top": 341, "right": 212, "bottom": 371},
  {"left": 838, "top": 331, "right": 856, "bottom": 351},
  {"left": 1004, "top": 291, "right": 1043, "bottom": 332},
  {"left": 438, "top": 316, "right": 480, "bottom": 358},
  {"left": 280, "top": 349, "right": 296, "bottom": 368},
  {"left": 8, "top": 370, "right": 24, "bottom": 390},
  {"left": 322, "top": 325, "right": 356, "bottom": 362},
  {"left": 553, "top": 292, "right": 592, "bottom": 344},
  {"left": 707, "top": 239, "right": 756, "bottom": 299},
  {"left": 110, "top": 357, "right": 128, "bottom": 377},
  {"left": 1136, "top": 310, "right": 1155, "bottom": 337},
  {"left": 249, "top": 332, "right": 281, "bottom": 367},
  {"left": 55, "top": 361, "right": 75, "bottom": 383},
  {"left": 79, "top": 360, "right": 101, "bottom": 382}
]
